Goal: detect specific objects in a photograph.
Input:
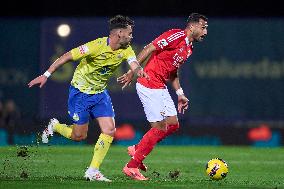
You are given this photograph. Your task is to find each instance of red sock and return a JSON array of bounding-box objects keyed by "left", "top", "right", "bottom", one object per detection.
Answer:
[
  {"left": 127, "top": 157, "right": 140, "bottom": 168},
  {"left": 134, "top": 124, "right": 179, "bottom": 150},
  {"left": 127, "top": 127, "right": 166, "bottom": 168},
  {"left": 157, "top": 123, "right": 180, "bottom": 143}
]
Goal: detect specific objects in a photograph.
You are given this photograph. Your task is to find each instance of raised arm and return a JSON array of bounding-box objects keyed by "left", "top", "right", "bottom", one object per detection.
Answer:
[{"left": 28, "top": 51, "right": 73, "bottom": 88}]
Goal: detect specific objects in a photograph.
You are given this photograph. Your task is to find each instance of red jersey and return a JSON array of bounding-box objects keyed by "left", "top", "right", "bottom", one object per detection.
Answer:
[{"left": 137, "top": 29, "right": 193, "bottom": 89}]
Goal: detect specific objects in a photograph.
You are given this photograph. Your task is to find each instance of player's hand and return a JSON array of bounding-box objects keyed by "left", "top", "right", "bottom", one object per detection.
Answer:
[
  {"left": 136, "top": 69, "right": 149, "bottom": 80},
  {"left": 117, "top": 71, "right": 134, "bottom": 90},
  {"left": 178, "top": 95, "right": 189, "bottom": 114},
  {"left": 28, "top": 75, "right": 48, "bottom": 88}
]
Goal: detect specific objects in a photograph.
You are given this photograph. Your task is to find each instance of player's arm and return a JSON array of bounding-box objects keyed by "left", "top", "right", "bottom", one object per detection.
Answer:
[
  {"left": 118, "top": 58, "right": 150, "bottom": 90},
  {"left": 28, "top": 40, "right": 96, "bottom": 88},
  {"left": 117, "top": 43, "right": 156, "bottom": 89},
  {"left": 170, "top": 71, "right": 189, "bottom": 114},
  {"left": 28, "top": 52, "right": 73, "bottom": 88},
  {"left": 117, "top": 30, "right": 176, "bottom": 88},
  {"left": 137, "top": 43, "right": 156, "bottom": 66},
  {"left": 128, "top": 60, "right": 149, "bottom": 78}
]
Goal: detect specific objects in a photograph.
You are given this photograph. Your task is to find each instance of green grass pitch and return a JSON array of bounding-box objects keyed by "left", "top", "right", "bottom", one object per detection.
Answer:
[{"left": 0, "top": 145, "right": 284, "bottom": 189}]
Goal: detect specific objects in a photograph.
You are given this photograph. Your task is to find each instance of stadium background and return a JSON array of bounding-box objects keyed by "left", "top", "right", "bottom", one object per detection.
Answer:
[{"left": 0, "top": 0, "right": 283, "bottom": 147}]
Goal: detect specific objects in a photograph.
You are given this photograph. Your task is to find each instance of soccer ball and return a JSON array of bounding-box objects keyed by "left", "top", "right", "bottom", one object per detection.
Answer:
[{"left": 206, "top": 158, "right": 228, "bottom": 180}]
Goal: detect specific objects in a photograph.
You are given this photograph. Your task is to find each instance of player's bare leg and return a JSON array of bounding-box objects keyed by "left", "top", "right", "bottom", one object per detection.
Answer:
[{"left": 71, "top": 123, "right": 89, "bottom": 141}]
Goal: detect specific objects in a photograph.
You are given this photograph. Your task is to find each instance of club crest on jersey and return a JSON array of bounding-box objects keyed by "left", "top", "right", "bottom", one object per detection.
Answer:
[
  {"left": 117, "top": 54, "right": 123, "bottom": 59},
  {"left": 157, "top": 39, "right": 168, "bottom": 49},
  {"left": 72, "top": 113, "right": 79, "bottom": 121},
  {"left": 78, "top": 45, "right": 89, "bottom": 55}
]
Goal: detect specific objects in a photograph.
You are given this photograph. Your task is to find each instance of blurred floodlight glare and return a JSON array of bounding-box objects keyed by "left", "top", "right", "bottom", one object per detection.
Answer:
[{"left": 57, "top": 24, "right": 71, "bottom": 37}]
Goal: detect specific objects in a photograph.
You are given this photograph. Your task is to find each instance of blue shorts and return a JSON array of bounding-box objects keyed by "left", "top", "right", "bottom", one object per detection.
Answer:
[{"left": 68, "top": 85, "right": 115, "bottom": 125}]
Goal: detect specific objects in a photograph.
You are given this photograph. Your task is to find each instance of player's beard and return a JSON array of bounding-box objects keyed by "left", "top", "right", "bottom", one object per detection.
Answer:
[
  {"left": 195, "top": 35, "right": 205, "bottom": 42},
  {"left": 120, "top": 41, "right": 130, "bottom": 49},
  {"left": 191, "top": 31, "right": 202, "bottom": 42}
]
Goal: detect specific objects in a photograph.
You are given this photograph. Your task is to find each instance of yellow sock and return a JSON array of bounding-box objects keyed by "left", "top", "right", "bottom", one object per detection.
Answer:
[
  {"left": 54, "top": 123, "right": 72, "bottom": 139},
  {"left": 90, "top": 133, "right": 113, "bottom": 169}
]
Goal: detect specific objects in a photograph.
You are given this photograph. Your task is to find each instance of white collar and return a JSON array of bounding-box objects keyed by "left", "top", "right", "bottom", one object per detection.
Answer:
[{"left": 185, "top": 37, "right": 191, "bottom": 46}]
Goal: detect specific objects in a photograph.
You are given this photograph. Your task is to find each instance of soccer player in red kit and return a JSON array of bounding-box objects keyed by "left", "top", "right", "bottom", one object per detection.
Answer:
[{"left": 117, "top": 13, "right": 208, "bottom": 180}]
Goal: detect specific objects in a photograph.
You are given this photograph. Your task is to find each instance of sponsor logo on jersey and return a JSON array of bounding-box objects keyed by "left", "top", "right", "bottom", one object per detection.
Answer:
[
  {"left": 172, "top": 53, "right": 184, "bottom": 68},
  {"left": 78, "top": 45, "right": 89, "bottom": 55},
  {"left": 100, "top": 66, "right": 110, "bottom": 75},
  {"left": 157, "top": 39, "right": 168, "bottom": 49}
]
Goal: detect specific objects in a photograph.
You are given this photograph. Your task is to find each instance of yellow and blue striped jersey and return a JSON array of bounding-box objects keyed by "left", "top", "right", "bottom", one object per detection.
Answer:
[{"left": 70, "top": 37, "right": 136, "bottom": 94}]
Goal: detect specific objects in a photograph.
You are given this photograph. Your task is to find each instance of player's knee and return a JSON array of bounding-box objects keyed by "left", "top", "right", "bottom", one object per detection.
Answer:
[
  {"left": 71, "top": 132, "right": 87, "bottom": 141},
  {"left": 101, "top": 127, "right": 116, "bottom": 137}
]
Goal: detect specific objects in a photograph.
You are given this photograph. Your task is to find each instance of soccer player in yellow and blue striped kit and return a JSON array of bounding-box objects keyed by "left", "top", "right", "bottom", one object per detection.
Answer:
[{"left": 28, "top": 15, "right": 148, "bottom": 182}]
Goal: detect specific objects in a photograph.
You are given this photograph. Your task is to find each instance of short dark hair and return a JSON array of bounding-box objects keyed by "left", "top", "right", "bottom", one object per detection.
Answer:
[
  {"left": 109, "top": 15, "right": 134, "bottom": 31},
  {"left": 187, "top": 13, "right": 208, "bottom": 23}
]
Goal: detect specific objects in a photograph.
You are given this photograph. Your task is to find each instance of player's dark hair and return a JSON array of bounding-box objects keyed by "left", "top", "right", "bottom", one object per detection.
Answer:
[
  {"left": 187, "top": 13, "right": 208, "bottom": 23},
  {"left": 109, "top": 15, "right": 134, "bottom": 31}
]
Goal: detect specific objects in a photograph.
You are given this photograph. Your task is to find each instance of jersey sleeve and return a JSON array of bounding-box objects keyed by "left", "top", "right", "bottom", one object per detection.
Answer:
[
  {"left": 152, "top": 29, "right": 185, "bottom": 51},
  {"left": 71, "top": 39, "right": 99, "bottom": 61},
  {"left": 124, "top": 46, "right": 138, "bottom": 65}
]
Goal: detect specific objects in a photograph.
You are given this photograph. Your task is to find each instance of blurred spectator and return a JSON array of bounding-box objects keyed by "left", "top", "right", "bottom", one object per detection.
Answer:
[{"left": 3, "top": 99, "right": 21, "bottom": 145}]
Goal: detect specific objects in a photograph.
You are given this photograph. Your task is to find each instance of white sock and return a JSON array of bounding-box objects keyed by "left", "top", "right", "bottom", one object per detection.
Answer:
[{"left": 87, "top": 167, "right": 99, "bottom": 172}]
